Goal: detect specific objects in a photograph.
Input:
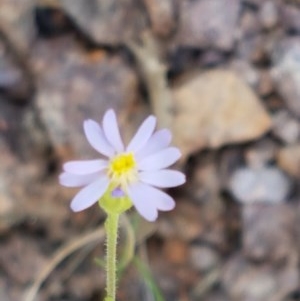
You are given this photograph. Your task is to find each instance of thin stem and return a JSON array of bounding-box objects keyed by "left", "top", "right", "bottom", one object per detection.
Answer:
[{"left": 104, "top": 213, "right": 120, "bottom": 301}]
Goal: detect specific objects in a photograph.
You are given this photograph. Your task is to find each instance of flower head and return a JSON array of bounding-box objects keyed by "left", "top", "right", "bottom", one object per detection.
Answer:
[{"left": 59, "top": 109, "right": 185, "bottom": 221}]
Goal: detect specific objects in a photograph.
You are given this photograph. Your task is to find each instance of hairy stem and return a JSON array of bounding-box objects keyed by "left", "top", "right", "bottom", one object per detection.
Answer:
[{"left": 104, "top": 213, "right": 120, "bottom": 301}]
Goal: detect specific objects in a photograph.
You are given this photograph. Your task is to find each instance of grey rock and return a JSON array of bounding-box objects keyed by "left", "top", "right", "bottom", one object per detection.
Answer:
[
  {"left": 176, "top": 0, "right": 241, "bottom": 51},
  {"left": 189, "top": 245, "right": 219, "bottom": 273},
  {"left": 229, "top": 166, "right": 291, "bottom": 204},
  {"left": 242, "top": 203, "right": 298, "bottom": 262},
  {"left": 259, "top": 1, "right": 279, "bottom": 30},
  {"left": 60, "top": 0, "right": 147, "bottom": 46},
  {"left": 271, "top": 38, "right": 300, "bottom": 117},
  {"left": 280, "top": 4, "right": 300, "bottom": 33},
  {"left": 229, "top": 60, "right": 260, "bottom": 89},
  {"left": 32, "top": 37, "right": 138, "bottom": 159},
  {"left": 0, "top": 41, "right": 33, "bottom": 101},
  {"left": 0, "top": 0, "right": 36, "bottom": 51},
  {"left": 223, "top": 254, "right": 299, "bottom": 301}
]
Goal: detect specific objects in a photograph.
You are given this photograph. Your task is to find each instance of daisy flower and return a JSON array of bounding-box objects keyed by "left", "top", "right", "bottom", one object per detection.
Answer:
[{"left": 59, "top": 109, "right": 185, "bottom": 221}]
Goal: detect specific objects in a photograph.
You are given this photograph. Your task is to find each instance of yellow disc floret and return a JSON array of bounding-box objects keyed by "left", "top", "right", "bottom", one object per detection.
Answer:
[{"left": 108, "top": 153, "right": 137, "bottom": 188}]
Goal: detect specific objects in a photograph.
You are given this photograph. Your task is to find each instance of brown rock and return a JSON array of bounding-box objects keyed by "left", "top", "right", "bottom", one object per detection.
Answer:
[
  {"left": 257, "top": 69, "right": 274, "bottom": 96},
  {"left": 163, "top": 238, "right": 188, "bottom": 265},
  {"left": 277, "top": 144, "right": 300, "bottom": 178},
  {"left": 172, "top": 70, "right": 272, "bottom": 159},
  {"left": 176, "top": 0, "right": 240, "bottom": 51}
]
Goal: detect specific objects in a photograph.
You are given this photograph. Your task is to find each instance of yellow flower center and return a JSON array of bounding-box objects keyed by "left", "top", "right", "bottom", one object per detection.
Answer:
[{"left": 108, "top": 153, "right": 137, "bottom": 187}]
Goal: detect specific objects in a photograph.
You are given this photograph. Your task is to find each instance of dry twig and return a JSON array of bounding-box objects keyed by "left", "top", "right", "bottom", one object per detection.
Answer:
[
  {"left": 125, "top": 32, "right": 173, "bottom": 129},
  {"left": 23, "top": 226, "right": 105, "bottom": 301}
]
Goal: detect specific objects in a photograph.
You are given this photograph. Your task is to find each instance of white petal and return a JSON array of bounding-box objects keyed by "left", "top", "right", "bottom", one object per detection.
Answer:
[
  {"left": 59, "top": 172, "right": 99, "bottom": 187},
  {"left": 136, "top": 129, "right": 172, "bottom": 160},
  {"left": 127, "top": 182, "right": 175, "bottom": 221},
  {"left": 102, "top": 109, "right": 124, "bottom": 153},
  {"left": 63, "top": 159, "right": 108, "bottom": 175},
  {"left": 138, "top": 147, "right": 181, "bottom": 171},
  {"left": 70, "top": 176, "right": 109, "bottom": 212},
  {"left": 83, "top": 119, "right": 115, "bottom": 157},
  {"left": 139, "top": 169, "right": 186, "bottom": 188},
  {"left": 127, "top": 183, "right": 158, "bottom": 221},
  {"left": 126, "top": 116, "right": 156, "bottom": 153}
]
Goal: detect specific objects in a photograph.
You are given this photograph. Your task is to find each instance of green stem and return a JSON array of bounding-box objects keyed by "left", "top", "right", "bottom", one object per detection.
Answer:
[{"left": 104, "top": 213, "right": 120, "bottom": 301}]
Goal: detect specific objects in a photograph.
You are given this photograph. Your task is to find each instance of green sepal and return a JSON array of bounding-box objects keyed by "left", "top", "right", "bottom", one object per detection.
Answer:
[{"left": 99, "top": 185, "right": 132, "bottom": 215}]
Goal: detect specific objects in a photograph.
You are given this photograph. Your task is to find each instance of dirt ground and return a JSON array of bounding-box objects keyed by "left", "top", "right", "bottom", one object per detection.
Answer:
[{"left": 1, "top": 0, "right": 300, "bottom": 300}]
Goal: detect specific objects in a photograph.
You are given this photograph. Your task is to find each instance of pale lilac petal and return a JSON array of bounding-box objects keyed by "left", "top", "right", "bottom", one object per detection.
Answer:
[
  {"left": 83, "top": 119, "right": 115, "bottom": 157},
  {"left": 127, "top": 182, "right": 175, "bottom": 221},
  {"left": 70, "top": 176, "right": 109, "bottom": 212},
  {"left": 138, "top": 147, "right": 181, "bottom": 171},
  {"left": 139, "top": 169, "right": 186, "bottom": 188},
  {"left": 126, "top": 116, "right": 156, "bottom": 153},
  {"left": 127, "top": 183, "right": 158, "bottom": 221},
  {"left": 102, "top": 109, "right": 124, "bottom": 153},
  {"left": 59, "top": 172, "right": 100, "bottom": 187},
  {"left": 63, "top": 159, "right": 108, "bottom": 175},
  {"left": 136, "top": 129, "right": 172, "bottom": 160}
]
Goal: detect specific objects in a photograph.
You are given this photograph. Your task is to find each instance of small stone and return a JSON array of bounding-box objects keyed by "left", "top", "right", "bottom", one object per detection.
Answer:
[
  {"left": 245, "top": 139, "right": 277, "bottom": 168},
  {"left": 257, "top": 69, "right": 274, "bottom": 96},
  {"left": 237, "top": 34, "right": 266, "bottom": 63},
  {"left": 229, "top": 60, "right": 260, "bottom": 89},
  {"left": 229, "top": 166, "right": 291, "bottom": 204},
  {"left": 161, "top": 201, "right": 204, "bottom": 242},
  {"left": 239, "top": 10, "right": 261, "bottom": 36},
  {"left": 272, "top": 110, "right": 300, "bottom": 144},
  {"left": 189, "top": 245, "right": 219, "bottom": 273},
  {"left": 259, "top": 1, "right": 279, "bottom": 30},
  {"left": 163, "top": 238, "right": 188, "bottom": 265}
]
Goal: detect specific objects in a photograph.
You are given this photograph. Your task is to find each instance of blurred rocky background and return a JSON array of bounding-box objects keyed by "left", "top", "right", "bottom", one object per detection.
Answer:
[{"left": 1, "top": 0, "right": 300, "bottom": 300}]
